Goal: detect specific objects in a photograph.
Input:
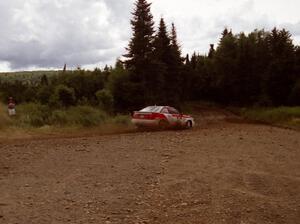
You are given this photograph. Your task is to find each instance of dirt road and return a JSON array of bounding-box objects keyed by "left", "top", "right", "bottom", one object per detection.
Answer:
[{"left": 0, "top": 109, "right": 299, "bottom": 224}]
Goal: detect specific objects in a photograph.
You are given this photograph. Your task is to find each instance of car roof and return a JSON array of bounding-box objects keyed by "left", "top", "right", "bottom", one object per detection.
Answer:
[
  {"left": 140, "top": 106, "right": 178, "bottom": 113},
  {"left": 140, "top": 106, "right": 164, "bottom": 112}
]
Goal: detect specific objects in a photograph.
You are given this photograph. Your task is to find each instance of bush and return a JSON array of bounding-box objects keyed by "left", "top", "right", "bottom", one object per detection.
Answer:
[
  {"left": 241, "top": 107, "right": 300, "bottom": 126},
  {"left": 95, "top": 89, "right": 114, "bottom": 112},
  {"left": 69, "top": 106, "right": 107, "bottom": 127},
  {"left": 50, "top": 110, "right": 69, "bottom": 125},
  {"left": 51, "top": 85, "right": 76, "bottom": 107},
  {"left": 16, "top": 103, "right": 50, "bottom": 127},
  {"left": 50, "top": 106, "right": 108, "bottom": 127},
  {"left": 112, "top": 114, "right": 131, "bottom": 125},
  {"left": 23, "top": 87, "right": 37, "bottom": 102},
  {"left": 37, "top": 86, "right": 52, "bottom": 104}
]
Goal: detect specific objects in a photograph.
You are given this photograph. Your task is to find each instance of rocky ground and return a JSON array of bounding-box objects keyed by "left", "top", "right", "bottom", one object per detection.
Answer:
[{"left": 0, "top": 108, "right": 299, "bottom": 224}]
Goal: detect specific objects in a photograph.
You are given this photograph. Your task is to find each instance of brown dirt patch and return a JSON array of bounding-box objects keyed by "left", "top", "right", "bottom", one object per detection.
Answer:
[{"left": 0, "top": 110, "right": 299, "bottom": 224}]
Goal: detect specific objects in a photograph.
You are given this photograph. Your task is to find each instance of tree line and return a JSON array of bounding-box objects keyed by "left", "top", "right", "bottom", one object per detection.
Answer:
[
  {"left": 119, "top": 0, "right": 300, "bottom": 110},
  {"left": 0, "top": 0, "right": 299, "bottom": 113}
]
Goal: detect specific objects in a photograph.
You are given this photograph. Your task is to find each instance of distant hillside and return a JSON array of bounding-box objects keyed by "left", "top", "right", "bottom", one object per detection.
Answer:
[{"left": 0, "top": 70, "right": 61, "bottom": 83}]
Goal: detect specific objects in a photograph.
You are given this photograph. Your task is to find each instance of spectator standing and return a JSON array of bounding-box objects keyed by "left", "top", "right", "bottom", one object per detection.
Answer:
[{"left": 8, "top": 97, "right": 16, "bottom": 116}]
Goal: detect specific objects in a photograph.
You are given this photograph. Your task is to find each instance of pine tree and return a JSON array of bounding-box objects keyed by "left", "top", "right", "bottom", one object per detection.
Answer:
[
  {"left": 214, "top": 29, "right": 238, "bottom": 104},
  {"left": 170, "top": 23, "right": 182, "bottom": 65},
  {"left": 125, "top": 0, "right": 155, "bottom": 76},
  {"left": 208, "top": 44, "right": 215, "bottom": 58},
  {"left": 168, "top": 23, "right": 184, "bottom": 103},
  {"left": 191, "top": 52, "right": 197, "bottom": 69},
  {"left": 124, "top": 0, "right": 156, "bottom": 107},
  {"left": 185, "top": 54, "right": 190, "bottom": 65},
  {"left": 41, "top": 74, "right": 49, "bottom": 86},
  {"left": 266, "top": 28, "right": 295, "bottom": 105},
  {"left": 63, "top": 64, "right": 67, "bottom": 73},
  {"left": 153, "top": 18, "right": 172, "bottom": 64},
  {"left": 153, "top": 19, "right": 184, "bottom": 105}
]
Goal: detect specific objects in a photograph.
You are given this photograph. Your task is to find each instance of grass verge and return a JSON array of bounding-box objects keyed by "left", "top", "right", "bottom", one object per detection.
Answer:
[
  {"left": 239, "top": 107, "right": 300, "bottom": 130},
  {"left": 0, "top": 102, "right": 135, "bottom": 141}
]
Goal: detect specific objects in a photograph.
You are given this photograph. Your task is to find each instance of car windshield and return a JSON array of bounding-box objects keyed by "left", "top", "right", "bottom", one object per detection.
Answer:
[{"left": 140, "top": 106, "right": 163, "bottom": 113}]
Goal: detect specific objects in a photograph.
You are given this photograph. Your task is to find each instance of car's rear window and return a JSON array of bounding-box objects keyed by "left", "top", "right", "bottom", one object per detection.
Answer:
[{"left": 140, "top": 106, "right": 163, "bottom": 113}]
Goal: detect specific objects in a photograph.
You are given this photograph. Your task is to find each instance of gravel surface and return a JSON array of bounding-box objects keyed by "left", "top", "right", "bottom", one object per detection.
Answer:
[{"left": 0, "top": 109, "right": 299, "bottom": 224}]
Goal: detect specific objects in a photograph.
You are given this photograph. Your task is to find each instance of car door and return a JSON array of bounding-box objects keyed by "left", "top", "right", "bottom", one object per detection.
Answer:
[{"left": 167, "top": 107, "right": 180, "bottom": 126}]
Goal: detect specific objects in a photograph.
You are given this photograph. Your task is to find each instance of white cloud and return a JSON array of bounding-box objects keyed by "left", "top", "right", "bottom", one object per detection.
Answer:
[{"left": 0, "top": 0, "right": 299, "bottom": 72}]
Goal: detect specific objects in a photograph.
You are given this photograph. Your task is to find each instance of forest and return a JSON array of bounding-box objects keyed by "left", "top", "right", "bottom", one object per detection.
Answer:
[{"left": 0, "top": 0, "right": 299, "bottom": 127}]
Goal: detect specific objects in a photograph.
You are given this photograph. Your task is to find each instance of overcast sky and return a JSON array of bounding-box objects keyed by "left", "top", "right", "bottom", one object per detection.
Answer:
[{"left": 0, "top": 0, "right": 299, "bottom": 72}]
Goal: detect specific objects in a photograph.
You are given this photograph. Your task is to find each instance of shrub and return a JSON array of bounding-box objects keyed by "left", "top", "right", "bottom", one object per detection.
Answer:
[
  {"left": 112, "top": 114, "right": 131, "bottom": 125},
  {"left": 23, "top": 87, "right": 37, "bottom": 102},
  {"left": 51, "top": 85, "right": 76, "bottom": 107},
  {"left": 95, "top": 89, "right": 114, "bottom": 112},
  {"left": 49, "top": 110, "right": 68, "bottom": 125},
  {"left": 50, "top": 106, "right": 108, "bottom": 127},
  {"left": 241, "top": 107, "right": 300, "bottom": 125},
  {"left": 16, "top": 103, "right": 50, "bottom": 127},
  {"left": 70, "top": 106, "right": 107, "bottom": 126},
  {"left": 37, "top": 86, "right": 52, "bottom": 104}
]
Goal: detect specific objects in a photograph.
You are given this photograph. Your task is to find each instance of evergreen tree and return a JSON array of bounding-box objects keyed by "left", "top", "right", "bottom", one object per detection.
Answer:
[
  {"left": 190, "top": 52, "right": 197, "bottom": 69},
  {"left": 125, "top": 0, "right": 154, "bottom": 69},
  {"left": 153, "top": 18, "right": 171, "bottom": 60},
  {"left": 208, "top": 44, "right": 215, "bottom": 58},
  {"left": 124, "top": 0, "right": 157, "bottom": 107},
  {"left": 214, "top": 29, "right": 238, "bottom": 104},
  {"left": 185, "top": 54, "right": 190, "bottom": 65},
  {"left": 169, "top": 23, "right": 184, "bottom": 103},
  {"left": 153, "top": 19, "right": 183, "bottom": 105},
  {"left": 151, "top": 18, "right": 171, "bottom": 103},
  {"left": 41, "top": 74, "right": 49, "bottom": 86},
  {"left": 170, "top": 23, "right": 183, "bottom": 65},
  {"left": 221, "top": 28, "right": 229, "bottom": 37},
  {"left": 235, "top": 32, "right": 257, "bottom": 104},
  {"left": 63, "top": 63, "right": 67, "bottom": 73},
  {"left": 266, "top": 28, "right": 295, "bottom": 105},
  {"left": 295, "top": 46, "right": 300, "bottom": 75}
]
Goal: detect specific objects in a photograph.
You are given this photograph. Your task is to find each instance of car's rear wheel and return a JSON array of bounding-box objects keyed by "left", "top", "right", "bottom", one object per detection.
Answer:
[
  {"left": 159, "top": 120, "right": 169, "bottom": 130},
  {"left": 185, "top": 120, "right": 193, "bottom": 129}
]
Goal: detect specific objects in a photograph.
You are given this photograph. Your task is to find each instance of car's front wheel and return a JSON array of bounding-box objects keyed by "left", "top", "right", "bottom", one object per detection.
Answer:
[{"left": 185, "top": 120, "right": 193, "bottom": 129}]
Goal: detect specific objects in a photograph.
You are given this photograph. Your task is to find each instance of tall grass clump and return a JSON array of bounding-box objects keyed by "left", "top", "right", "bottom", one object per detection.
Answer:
[
  {"left": 241, "top": 107, "right": 300, "bottom": 127},
  {"left": 7, "top": 103, "right": 109, "bottom": 128},
  {"left": 111, "top": 114, "right": 131, "bottom": 125},
  {"left": 50, "top": 106, "right": 108, "bottom": 127},
  {"left": 0, "top": 100, "right": 132, "bottom": 131},
  {"left": 15, "top": 103, "right": 50, "bottom": 127},
  {"left": 0, "top": 103, "right": 12, "bottom": 129}
]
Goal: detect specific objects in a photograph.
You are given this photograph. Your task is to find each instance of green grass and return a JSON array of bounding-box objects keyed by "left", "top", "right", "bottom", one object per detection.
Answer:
[
  {"left": 240, "top": 107, "right": 300, "bottom": 129},
  {"left": 0, "top": 102, "right": 132, "bottom": 129},
  {"left": 0, "top": 103, "right": 13, "bottom": 129},
  {"left": 0, "top": 102, "right": 134, "bottom": 140}
]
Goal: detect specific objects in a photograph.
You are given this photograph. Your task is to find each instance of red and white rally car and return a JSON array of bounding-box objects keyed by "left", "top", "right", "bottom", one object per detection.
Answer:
[{"left": 132, "top": 106, "right": 195, "bottom": 129}]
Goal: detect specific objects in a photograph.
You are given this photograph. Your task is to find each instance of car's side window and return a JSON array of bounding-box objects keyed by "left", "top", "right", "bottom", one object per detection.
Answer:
[
  {"left": 161, "top": 108, "right": 169, "bottom": 114},
  {"left": 168, "top": 107, "right": 179, "bottom": 114}
]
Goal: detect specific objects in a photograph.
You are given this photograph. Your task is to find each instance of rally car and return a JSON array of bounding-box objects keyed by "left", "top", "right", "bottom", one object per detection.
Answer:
[{"left": 131, "top": 106, "right": 195, "bottom": 129}]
